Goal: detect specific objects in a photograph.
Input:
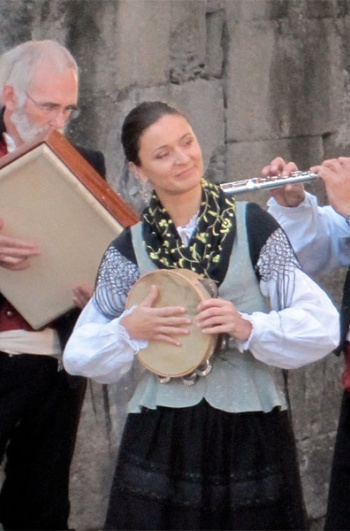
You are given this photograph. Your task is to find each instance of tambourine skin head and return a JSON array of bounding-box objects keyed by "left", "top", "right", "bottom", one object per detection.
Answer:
[{"left": 125, "top": 269, "right": 217, "bottom": 378}]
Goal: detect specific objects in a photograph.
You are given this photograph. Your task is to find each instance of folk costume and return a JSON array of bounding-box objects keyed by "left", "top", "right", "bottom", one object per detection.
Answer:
[
  {"left": 65, "top": 182, "right": 339, "bottom": 530},
  {"left": 0, "top": 108, "right": 106, "bottom": 531},
  {"left": 268, "top": 191, "right": 350, "bottom": 531}
]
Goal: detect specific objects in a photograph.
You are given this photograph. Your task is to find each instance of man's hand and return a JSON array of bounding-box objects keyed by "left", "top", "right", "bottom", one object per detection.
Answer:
[
  {"left": 72, "top": 283, "right": 94, "bottom": 309},
  {"left": 311, "top": 157, "right": 350, "bottom": 218},
  {"left": 0, "top": 218, "right": 40, "bottom": 270},
  {"left": 261, "top": 156, "right": 306, "bottom": 207}
]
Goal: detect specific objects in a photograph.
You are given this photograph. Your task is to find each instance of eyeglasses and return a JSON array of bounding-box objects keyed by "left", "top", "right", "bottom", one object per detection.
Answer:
[{"left": 25, "top": 92, "right": 81, "bottom": 120}]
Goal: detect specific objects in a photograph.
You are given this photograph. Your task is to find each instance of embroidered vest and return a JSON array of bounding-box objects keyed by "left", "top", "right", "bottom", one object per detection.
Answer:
[{"left": 127, "top": 201, "right": 287, "bottom": 414}]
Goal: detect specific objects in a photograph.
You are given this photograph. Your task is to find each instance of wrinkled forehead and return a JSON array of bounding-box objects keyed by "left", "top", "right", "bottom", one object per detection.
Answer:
[{"left": 27, "top": 62, "right": 78, "bottom": 102}]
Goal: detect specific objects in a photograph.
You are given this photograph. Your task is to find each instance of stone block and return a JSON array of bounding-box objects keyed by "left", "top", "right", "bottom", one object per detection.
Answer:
[
  {"left": 225, "top": 0, "right": 340, "bottom": 23},
  {"left": 287, "top": 356, "right": 343, "bottom": 442},
  {"left": 226, "top": 136, "right": 324, "bottom": 182},
  {"left": 298, "top": 432, "right": 339, "bottom": 521},
  {"left": 206, "top": 0, "right": 226, "bottom": 14},
  {"left": 225, "top": 18, "right": 342, "bottom": 141},
  {"left": 204, "top": 8, "right": 225, "bottom": 78},
  {"left": 93, "top": 0, "right": 171, "bottom": 91},
  {"left": 169, "top": 0, "right": 207, "bottom": 83}
]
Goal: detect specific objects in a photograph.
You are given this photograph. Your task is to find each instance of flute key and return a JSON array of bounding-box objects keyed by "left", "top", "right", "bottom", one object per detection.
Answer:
[{"left": 220, "top": 171, "right": 319, "bottom": 195}]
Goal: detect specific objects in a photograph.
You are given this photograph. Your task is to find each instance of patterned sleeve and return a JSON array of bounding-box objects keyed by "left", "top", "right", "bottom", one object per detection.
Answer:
[
  {"left": 94, "top": 231, "right": 140, "bottom": 319},
  {"left": 246, "top": 203, "right": 301, "bottom": 310}
]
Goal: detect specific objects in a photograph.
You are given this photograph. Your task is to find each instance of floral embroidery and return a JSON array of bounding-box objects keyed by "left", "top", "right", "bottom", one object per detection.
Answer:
[{"left": 142, "top": 180, "right": 236, "bottom": 284}]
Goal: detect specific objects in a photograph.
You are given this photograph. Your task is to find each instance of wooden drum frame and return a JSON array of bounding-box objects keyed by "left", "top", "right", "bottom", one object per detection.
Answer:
[{"left": 126, "top": 269, "right": 218, "bottom": 379}]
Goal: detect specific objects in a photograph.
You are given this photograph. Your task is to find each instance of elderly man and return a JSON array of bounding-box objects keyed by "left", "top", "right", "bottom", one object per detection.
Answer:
[
  {"left": 263, "top": 156, "right": 350, "bottom": 530},
  {"left": 0, "top": 40, "right": 105, "bottom": 530}
]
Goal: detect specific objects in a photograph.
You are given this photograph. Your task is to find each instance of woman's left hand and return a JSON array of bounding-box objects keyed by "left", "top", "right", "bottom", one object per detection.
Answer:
[{"left": 196, "top": 298, "right": 252, "bottom": 341}]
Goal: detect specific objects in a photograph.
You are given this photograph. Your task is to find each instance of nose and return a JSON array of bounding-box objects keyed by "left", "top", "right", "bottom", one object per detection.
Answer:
[{"left": 174, "top": 147, "right": 190, "bottom": 164}]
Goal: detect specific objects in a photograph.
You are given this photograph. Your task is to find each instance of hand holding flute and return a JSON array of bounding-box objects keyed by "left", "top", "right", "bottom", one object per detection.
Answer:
[
  {"left": 220, "top": 163, "right": 318, "bottom": 201},
  {"left": 261, "top": 157, "right": 306, "bottom": 207},
  {"left": 220, "top": 154, "right": 350, "bottom": 220},
  {"left": 261, "top": 156, "right": 350, "bottom": 220},
  {"left": 310, "top": 157, "right": 350, "bottom": 219}
]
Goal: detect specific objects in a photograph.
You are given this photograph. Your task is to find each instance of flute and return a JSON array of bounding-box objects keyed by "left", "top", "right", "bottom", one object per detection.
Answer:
[{"left": 220, "top": 171, "right": 319, "bottom": 195}]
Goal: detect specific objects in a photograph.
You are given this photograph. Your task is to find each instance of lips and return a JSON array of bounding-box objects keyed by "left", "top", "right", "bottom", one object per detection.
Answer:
[{"left": 175, "top": 166, "right": 196, "bottom": 178}]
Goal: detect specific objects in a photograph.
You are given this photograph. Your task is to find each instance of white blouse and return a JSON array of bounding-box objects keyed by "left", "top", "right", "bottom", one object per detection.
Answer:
[
  {"left": 63, "top": 211, "right": 340, "bottom": 384},
  {"left": 268, "top": 191, "right": 350, "bottom": 276}
]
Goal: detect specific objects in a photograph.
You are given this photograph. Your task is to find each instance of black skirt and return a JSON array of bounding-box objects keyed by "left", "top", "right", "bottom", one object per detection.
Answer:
[{"left": 104, "top": 400, "right": 307, "bottom": 530}]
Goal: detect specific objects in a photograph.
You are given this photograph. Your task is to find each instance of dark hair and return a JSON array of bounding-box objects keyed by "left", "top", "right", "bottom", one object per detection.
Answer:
[{"left": 121, "top": 101, "right": 186, "bottom": 166}]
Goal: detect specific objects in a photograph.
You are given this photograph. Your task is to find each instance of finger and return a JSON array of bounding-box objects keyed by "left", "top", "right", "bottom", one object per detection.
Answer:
[
  {"left": 201, "top": 324, "right": 229, "bottom": 335},
  {"left": 338, "top": 157, "right": 350, "bottom": 169},
  {"left": 138, "top": 285, "right": 159, "bottom": 308},
  {"left": 197, "top": 308, "right": 230, "bottom": 325},
  {"left": 269, "top": 187, "right": 286, "bottom": 198},
  {"left": 265, "top": 157, "right": 287, "bottom": 174},
  {"left": 0, "top": 254, "right": 32, "bottom": 266},
  {"left": 0, "top": 233, "right": 39, "bottom": 250},
  {"left": 153, "top": 334, "right": 183, "bottom": 346},
  {"left": 312, "top": 166, "right": 339, "bottom": 183},
  {"left": 72, "top": 292, "right": 90, "bottom": 309},
  {"left": 262, "top": 159, "right": 299, "bottom": 179},
  {"left": 321, "top": 159, "right": 342, "bottom": 172},
  {"left": 269, "top": 182, "right": 305, "bottom": 207},
  {"left": 280, "top": 161, "right": 299, "bottom": 176},
  {"left": 73, "top": 285, "right": 93, "bottom": 302},
  {"left": 310, "top": 164, "right": 322, "bottom": 174},
  {"left": 0, "top": 221, "right": 39, "bottom": 253},
  {"left": 73, "top": 297, "right": 85, "bottom": 309},
  {"left": 0, "top": 260, "right": 30, "bottom": 271},
  {"left": 153, "top": 306, "right": 188, "bottom": 318},
  {"left": 0, "top": 246, "right": 40, "bottom": 259},
  {"left": 155, "top": 325, "right": 191, "bottom": 336},
  {"left": 156, "top": 315, "right": 191, "bottom": 326},
  {"left": 197, "top": 299, "right": 229, "bottom": 316}
]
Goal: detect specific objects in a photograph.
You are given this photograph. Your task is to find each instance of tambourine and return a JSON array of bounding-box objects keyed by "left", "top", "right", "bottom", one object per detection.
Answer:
[{"left": 125, "top": 269, "right": 218, "bottom": 380}]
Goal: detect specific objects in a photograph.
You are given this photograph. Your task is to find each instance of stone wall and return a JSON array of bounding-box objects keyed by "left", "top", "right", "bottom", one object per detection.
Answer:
[{"left": 0, "top": 0, "right": 349, "bottom": 529}]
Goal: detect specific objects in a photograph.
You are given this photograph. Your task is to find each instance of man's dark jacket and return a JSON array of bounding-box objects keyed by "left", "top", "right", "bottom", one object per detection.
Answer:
[{"left": 0, "top": 109, "right": 106, "bottom": 349}]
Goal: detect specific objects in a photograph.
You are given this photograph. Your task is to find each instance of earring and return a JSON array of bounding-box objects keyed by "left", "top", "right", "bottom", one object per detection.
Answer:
[{"left": 141, "top": 180, "right": 152, "bottom": 204}]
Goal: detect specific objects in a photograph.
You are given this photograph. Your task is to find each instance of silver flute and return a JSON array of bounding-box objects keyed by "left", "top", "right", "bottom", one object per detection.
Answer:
[{"left": 220, "top": 170, "right": 319, "bottom": 195}]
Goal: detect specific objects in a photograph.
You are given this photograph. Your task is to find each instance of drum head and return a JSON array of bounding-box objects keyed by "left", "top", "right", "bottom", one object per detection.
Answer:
[{"left": 125, "top": 269, "right": 217, "bottom": 378}]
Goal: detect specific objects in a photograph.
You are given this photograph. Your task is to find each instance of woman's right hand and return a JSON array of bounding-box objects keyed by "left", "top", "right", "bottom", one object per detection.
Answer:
[
  {"left": 121, "top": 285, "right": 192, "bottom": 346},
  {"left": 261, "top": 156, "right": 306, "bottom": 207}
]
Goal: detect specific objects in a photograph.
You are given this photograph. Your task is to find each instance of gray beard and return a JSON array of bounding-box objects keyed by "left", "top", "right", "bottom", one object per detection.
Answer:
[{"left": 11, "top": 105, "right": 65, "bottom": 143}]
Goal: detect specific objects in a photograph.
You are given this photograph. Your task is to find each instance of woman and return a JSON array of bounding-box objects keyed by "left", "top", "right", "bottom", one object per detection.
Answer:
[{"left": 64, "top": 101, "right": 339, "bottom": 530}]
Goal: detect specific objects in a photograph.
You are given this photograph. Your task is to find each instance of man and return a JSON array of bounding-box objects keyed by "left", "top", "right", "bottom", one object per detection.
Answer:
[
  {"left": 0, "top": 40, "right": 106, "bottom": 530},
  {"left": 263, "top": 156, "right": 350, "bottom": 530}
]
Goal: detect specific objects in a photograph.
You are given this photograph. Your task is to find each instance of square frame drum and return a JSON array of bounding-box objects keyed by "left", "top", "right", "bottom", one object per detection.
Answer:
[{"left": 0, "top": 130, "right": 138, "bottom": 329}]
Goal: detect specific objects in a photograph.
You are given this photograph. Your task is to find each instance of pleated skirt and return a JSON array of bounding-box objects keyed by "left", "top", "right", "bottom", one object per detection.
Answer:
[{"left": 104, "top": 400, "right": 308, "bottom": 530}]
